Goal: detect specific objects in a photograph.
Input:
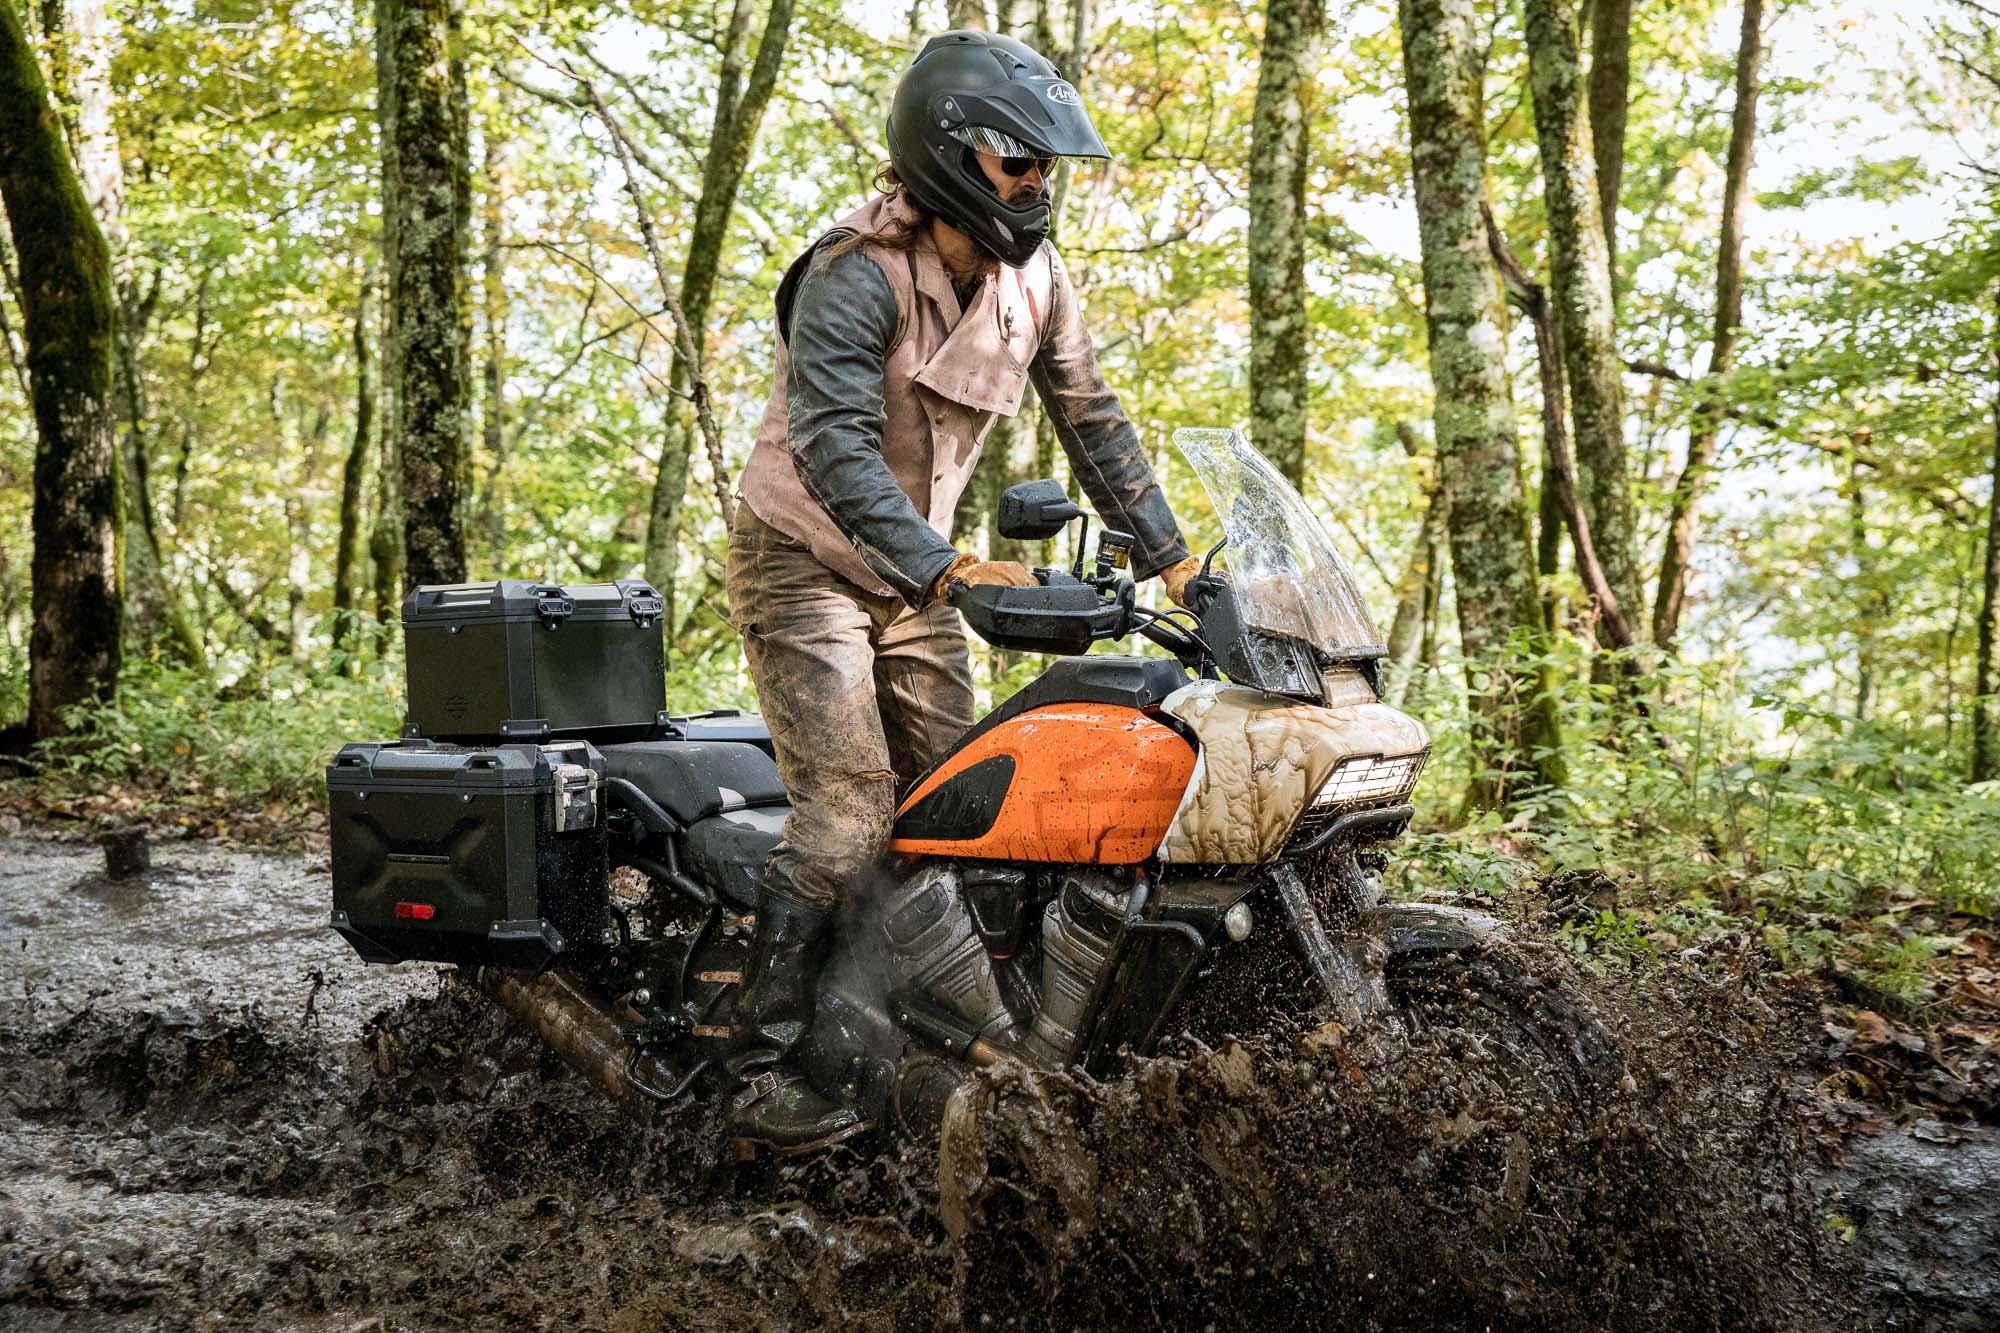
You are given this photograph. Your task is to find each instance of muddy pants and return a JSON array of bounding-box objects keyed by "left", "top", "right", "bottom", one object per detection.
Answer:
[{"left": 725, "top": 505, "right": 977, "bottom": 912}]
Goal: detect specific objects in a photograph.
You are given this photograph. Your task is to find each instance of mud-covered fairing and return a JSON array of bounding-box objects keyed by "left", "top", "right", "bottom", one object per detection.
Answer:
[{"left": 1157, "top": 670, "right": 1429, "bottom": 866}]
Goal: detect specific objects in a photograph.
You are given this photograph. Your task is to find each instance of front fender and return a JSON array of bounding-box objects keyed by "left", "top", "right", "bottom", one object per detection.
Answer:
[{"left": 1358, "top": 902, "right": 1506, "bottom": 956}]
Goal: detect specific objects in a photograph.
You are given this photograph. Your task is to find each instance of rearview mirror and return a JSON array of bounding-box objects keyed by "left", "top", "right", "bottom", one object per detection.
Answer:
[{"left": 997, "top": 479, "right": 1081, "bottom": 540}]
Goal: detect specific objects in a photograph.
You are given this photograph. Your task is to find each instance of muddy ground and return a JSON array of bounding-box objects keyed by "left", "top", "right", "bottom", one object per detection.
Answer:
[{"left": 1, "top": 833, "right": 1995, "bottom": 1331}]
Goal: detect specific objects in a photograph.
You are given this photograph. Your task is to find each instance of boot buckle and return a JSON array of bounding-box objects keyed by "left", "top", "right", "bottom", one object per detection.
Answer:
[{"left": 743, "top": 1070, "right": 786, "bottom": 1104}]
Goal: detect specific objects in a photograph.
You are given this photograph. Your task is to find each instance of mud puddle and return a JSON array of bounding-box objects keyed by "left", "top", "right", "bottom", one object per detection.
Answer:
[{"left": 1, "top": 834, "right": 1992, "bottom": 1329}]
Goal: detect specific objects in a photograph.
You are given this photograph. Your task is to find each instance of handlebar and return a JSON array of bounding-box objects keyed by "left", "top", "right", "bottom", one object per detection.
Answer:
[{"left": 947, "top": 565, "right": 1213, "bottom": 670}]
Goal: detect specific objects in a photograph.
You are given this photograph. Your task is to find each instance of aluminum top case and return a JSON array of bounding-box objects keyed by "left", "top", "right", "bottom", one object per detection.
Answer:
[{"left": 402, "top": 579, "right": 667, "bottom": 744}]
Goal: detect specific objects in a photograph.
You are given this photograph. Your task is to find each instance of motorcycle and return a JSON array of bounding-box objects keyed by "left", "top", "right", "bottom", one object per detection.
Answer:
[{"left": 329, "top": 427, "right": 1619, "bottom": 1150}]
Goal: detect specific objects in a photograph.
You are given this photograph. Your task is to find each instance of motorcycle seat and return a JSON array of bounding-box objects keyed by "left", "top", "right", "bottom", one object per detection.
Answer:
[
  {"left": 685, "top": 806, "right": 787, "bottom": 911},
  {"left": 597, "top": 740, "right": 788, "bottom": 828}
]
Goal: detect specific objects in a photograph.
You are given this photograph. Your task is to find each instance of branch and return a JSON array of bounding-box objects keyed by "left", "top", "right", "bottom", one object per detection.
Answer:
[
  {"left": 1482, "top": 204, "right": 1648, "bottom": 658},
  {"left": 1622, "top": 358, "right": 1977, "bottom": 524},
  {"left": 497, "top": 67, "right": 702, "bottom": 207},
  {"left": 1065, "top": 224, "right": 1196, "bottom": 255},
  {"left": 518, "top": 40, "right": 736, "bottom": 529},
  {"left": 525, "top": 240, "right": 682, "bottom": 397},
  {"left": 580, "top": 47, "right": 707, "bottom": 157}
]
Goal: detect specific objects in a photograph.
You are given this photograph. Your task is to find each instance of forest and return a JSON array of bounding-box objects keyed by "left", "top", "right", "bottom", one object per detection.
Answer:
[
  {"left": 2, "top": 0, "right": 1999, "bottom": 1326},
  {"left": 5, "top": 0, "right": 1996, "bottom": 1013}
]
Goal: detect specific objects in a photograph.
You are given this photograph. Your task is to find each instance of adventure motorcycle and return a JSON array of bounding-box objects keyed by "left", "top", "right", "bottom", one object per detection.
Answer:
[{"left": 327, "top": 428, "right": 1618, "bottom": 1148}]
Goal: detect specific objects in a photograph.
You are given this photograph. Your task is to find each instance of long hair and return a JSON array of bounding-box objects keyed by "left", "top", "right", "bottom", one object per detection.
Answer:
[{"left": 823, "top": 163, "right": 931, "bottom": 261}]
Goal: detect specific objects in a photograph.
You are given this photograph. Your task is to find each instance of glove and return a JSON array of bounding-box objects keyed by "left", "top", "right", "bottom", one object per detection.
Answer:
[
  {"left": 933, "top": 551, "right": 1036, "bottom": 604},
  {"left": 1159, "top": 555, "right": 1205, "bottom": 609}
]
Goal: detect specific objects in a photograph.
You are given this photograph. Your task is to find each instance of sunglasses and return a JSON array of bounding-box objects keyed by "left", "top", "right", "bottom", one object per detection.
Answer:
[{"left": 998, "top": 154, "right": 1058, "bottom": 179}]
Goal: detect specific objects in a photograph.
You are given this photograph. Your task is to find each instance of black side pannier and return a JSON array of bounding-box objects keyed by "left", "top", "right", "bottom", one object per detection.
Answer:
[
  {"left": 327, "top": 739, "right": 608, "bottom": 970},
  {"left": 403, "top": 580, "right": 666, "bottom": 744}
]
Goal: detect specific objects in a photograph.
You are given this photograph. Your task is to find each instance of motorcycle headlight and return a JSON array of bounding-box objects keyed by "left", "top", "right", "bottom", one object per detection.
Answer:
[{"left": 1310, "top": 751, "right": 1427, "bottom": 811}]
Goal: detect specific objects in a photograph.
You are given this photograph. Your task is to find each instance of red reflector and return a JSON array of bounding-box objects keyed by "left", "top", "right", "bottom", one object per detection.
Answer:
[{"left": 393, "top": 901, "right": 437, "bottom": 921}]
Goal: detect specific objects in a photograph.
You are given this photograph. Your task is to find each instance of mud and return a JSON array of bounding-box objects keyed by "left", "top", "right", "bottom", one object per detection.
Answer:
[{"left": 2, "top": 834, "right": 1993, "bottom": 1330}]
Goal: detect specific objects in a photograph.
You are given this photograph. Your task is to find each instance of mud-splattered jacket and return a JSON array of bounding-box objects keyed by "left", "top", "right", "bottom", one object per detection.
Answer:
[{"left": 738, "top": 191, "right": 1189, "bottom": 607}]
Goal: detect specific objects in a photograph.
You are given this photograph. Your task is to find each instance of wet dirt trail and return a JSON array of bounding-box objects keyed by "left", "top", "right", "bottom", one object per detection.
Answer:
[{"left": 2, "top": 833, "right": 1994, "bottom": 1330}]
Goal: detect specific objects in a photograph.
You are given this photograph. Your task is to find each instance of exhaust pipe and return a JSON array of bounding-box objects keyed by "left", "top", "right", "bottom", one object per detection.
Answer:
[{"left": 471, "top": 966, "right": 657, "bottom": 1124}]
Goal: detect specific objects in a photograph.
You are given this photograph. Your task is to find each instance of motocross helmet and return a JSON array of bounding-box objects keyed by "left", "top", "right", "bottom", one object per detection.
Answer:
[{"left": 886, "top": 30, "right": 1110, "bottom": 267}]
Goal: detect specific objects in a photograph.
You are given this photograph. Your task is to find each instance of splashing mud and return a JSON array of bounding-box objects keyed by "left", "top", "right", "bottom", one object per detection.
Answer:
[{"left": 1, "top": 835, "right": 1991, "bottom": 1329}]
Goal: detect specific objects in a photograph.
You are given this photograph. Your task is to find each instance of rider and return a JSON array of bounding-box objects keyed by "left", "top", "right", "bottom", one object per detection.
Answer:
[{"left": 723, "top": 29, "right": 1204, "bottom": 1153}]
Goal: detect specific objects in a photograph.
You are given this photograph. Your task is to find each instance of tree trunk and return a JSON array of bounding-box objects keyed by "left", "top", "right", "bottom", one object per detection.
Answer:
[
  {"left": 379, "top": 0, "right": 470, "bottom": 591},
  {"left": 1524, "top": 0, "right": 1640, "bottom": 624},
  {"left": 1586, "top": 0, "right": 1629, "bottom": 276},
  {"left": 642, "top": 0, "right": 793, "bottom": 628},
  {"left": 1485, "top": 208, "right": 1639, "bottom": 654},
  {"left": 1398, "top": 0, "right": 1565, "bottom": 808},
  {"left": 1248, "top": 0, "right": 1325, "bottom": 490},
  {"left": 947, "top": 0, "right": 990, "bottom": 25},
  {"left": 1384, "top": 485, "right": 1445, "bottom": 707},
  {"left": 1652, "top": 0, "right": 1762, "bottom": 650},
  {"left": 334, "top": 264, "right": 374, "bottom": 671},
  {"left": 475, "top": 126, "right": 506, "bottom": 575},
  {"left": 369, "top": 0, "right": 404, "bottom": 632},
  {"left": 0, "top": 0, "right": 121, "bottom": 740},
  {"left": 1972, "top": 285, "right": 2000, "bottom": 783},
  {"left": 286, "top": 403, "right": 330, "bottom": 659},
  {"left": 44, "top": 0, "right": 204, "bottom": 670}
]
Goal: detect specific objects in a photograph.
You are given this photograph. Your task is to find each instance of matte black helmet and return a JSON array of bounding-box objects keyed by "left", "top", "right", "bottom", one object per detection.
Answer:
[{"left": 886, "top": 30, "right": 1110, "bottom": 267}]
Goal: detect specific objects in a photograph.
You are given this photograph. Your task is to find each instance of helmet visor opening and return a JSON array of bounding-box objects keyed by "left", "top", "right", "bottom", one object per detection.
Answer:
[{"left": 950, "top": 124, "right": 1048, "bottom": 160}]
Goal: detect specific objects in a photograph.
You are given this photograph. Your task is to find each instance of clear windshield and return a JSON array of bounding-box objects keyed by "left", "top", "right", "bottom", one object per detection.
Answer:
[{"left": 1175, "top": 427, "right": 1384, "bottom": 658}]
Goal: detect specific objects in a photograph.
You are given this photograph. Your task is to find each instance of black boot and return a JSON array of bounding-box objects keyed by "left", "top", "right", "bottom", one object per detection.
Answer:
[{"left": 724, "top": 891, "right": 868, "bottom": 1155}]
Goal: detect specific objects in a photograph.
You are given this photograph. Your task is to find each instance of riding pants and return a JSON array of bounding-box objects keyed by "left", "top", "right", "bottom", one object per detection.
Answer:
[{"left": 724, "top": 504, "right": 977, "bottom": 912}]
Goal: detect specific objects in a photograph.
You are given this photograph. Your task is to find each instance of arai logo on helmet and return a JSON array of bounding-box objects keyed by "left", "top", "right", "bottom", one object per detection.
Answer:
[{"left": 1046, "top": 82, "right": 1081, "bottom": 106}]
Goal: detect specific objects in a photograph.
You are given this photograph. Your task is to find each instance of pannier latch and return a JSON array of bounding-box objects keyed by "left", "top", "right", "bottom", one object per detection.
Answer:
[
  {"left": 626, "top": 584, "right": 664, "bottom": 626},
  {"left": 541, "top": 742, "right": 600, "bottom": 833},
  {"left": 535, "top": 586, "right": 574, "bottom": 626}
]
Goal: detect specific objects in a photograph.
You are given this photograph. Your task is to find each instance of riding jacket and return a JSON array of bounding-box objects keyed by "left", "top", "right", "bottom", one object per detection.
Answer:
[{"left": 738, "top": 191, "right": 1189, "bottom": 607}]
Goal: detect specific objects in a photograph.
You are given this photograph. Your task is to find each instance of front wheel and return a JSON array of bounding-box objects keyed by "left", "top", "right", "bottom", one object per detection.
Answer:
[
  {"left": 1382, "top": 943, "right": 1627, "bottom": 1116},
  {"left": 1168, "top": 910, "right": 1626, "bottom": 1117}
]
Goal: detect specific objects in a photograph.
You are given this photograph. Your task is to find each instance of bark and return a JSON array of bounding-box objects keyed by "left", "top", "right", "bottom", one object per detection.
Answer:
[
  {"left": 44, "top": 0, "right": 203, "bottom": 669},
  {"left": 0, "top": 0, "right": 121, "bottom": 739},
  {"left": 334, "top": 265, "right": 374, "bottom": 670},
  {"left": 1973, "top": 284, "right": 2000, "bottom": 783},
  {"left": 1398, "top": 0, "right": 1565, "bottom": 808},
  {"left": 1384, "top": 484, "right": 1445, "bottom": 707},
  {"left": 1485, "top": 207, "right": 1637, "bottom": 652},
  {"left": 285, "top": 402, "right": 331, "bottom": 659},
  {"left": 642, "top": 0, "right": 792, "bottom": 628},
  {"left": 1248, "top": 0, "right": 1325, "bottom": 491},
  {"left": 1850, "top": 471, "right": 1872, "bottom": 722},
  {"left": 379, "top": 0, "right": 470, "bottom": 591},
  {"left": 947, "top": 0, "right": 990, "bottom": 25},
  {"left": 1524, "top": 0, "right": 1640, "bottom": 622},
  {"left": 1653, "top": 0, "right": 1762, "bottom": 650},
  {"left": 370, "top": 0, "right": 402, "bottom": 629},
  {"left": 1586, "top": 0, "right": 1629, "bottom": 272},
  {"left": 475, "top": 128, "right": 506, "bottom": 574}
]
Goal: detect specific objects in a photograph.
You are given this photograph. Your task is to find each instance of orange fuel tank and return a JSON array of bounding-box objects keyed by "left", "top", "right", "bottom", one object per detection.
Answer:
[{"left": 888, "top": 703, "right": 1198, "bottom": 864}]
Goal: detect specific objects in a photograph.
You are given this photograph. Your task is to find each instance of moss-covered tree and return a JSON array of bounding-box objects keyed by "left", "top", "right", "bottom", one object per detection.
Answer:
[
  {"left": 378, "top": 0, "right": 470, "bottom": 590},
  {"left": 1586, "top": 0, "right": 1629, "bottom": 278},
  {"left": 1398, "top": 0, "right": 1566, "bottom": 807},
  {"left": 1654, "top": 0, "right": 1763, "bottom": 650},
  {"left": 1524, "top": 0, "right": 1639, "bottom": 621},
  {"left": 0, "top": 0, "right": 120, "bottom": 740},
  {"left": 1248, "top": 0, "right": 1325, "bottom": 490},
  {"left": 641, "top": 0, "right": 792, "bottom": 629}
]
